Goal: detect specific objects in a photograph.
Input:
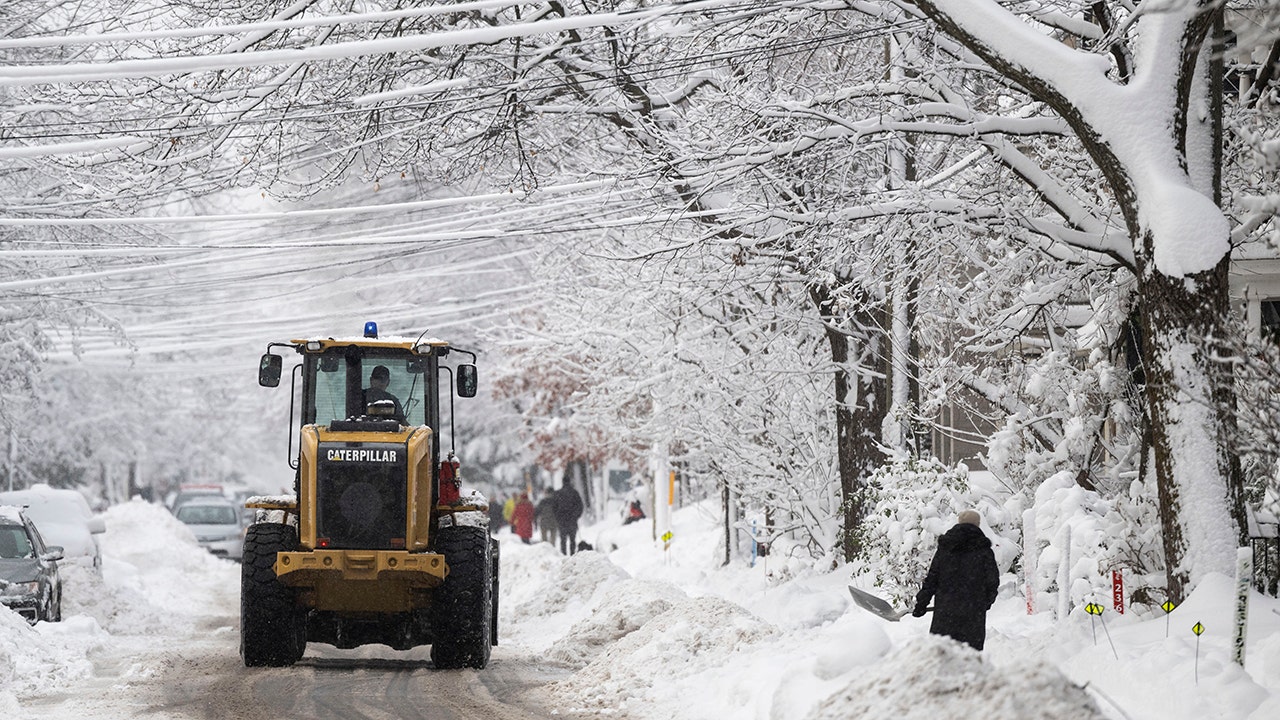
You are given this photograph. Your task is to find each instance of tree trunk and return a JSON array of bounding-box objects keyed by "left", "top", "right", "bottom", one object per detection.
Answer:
[
  {"left": 572, "top": 458, "right": 592, "bottom": 521},
  {"left": 722, "top": 481, "right": 732, "bottom": 567},
  {"left": 1138, "top": 253, "right": 1244, "bottom": 601},
  {"left": 810, "top": 285, "right": 888, "bottom": 561}
]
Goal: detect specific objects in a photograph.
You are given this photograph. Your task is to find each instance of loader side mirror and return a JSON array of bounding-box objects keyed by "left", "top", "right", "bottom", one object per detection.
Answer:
[
  {"left": 258, "top": 353, "right": 283, "bottom": 387},
  {"left": 457, "top": 364, "right": 478, "bottom": 398}
]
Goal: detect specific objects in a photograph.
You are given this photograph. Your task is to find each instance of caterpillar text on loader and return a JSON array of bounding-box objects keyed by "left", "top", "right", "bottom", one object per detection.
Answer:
[{"left": 242, "top": 322, "right": 497, "bottom": 669}]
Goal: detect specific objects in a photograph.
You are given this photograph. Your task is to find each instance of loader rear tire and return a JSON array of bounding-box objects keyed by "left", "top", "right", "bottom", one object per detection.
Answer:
[
  {"left": 431, "top": 524, "right": 493, "bottom": 669},
  {"left": 241, "top": 523, "right": 306, "bottom": 667}
]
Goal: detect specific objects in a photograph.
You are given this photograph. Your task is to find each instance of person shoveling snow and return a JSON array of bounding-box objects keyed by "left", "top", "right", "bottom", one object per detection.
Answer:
[{"left": 911, "top": 510, "right": 999, "bottom": 651}]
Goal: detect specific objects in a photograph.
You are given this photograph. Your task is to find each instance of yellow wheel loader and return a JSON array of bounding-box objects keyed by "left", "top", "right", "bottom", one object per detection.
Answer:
[{"left": 242, "top": 322, "right": 497, "bottom": 669}]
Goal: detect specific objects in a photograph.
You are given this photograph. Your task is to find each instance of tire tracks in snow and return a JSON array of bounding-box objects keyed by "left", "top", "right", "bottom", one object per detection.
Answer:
[{"left": 172, "top": 643, "right": 567, "bottom": 720}]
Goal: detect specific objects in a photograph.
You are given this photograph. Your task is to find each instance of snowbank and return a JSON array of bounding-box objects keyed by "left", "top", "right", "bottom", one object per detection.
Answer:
[
  {"left": 0, "top": 499, "right": 238, "bottom": 710},
  {"left": 4, "top": 492, "right": 1278, "bottom": 720},
  {"left": 1045, "top": 572, "right": 1280, "bottom": 720},
  {"left": 0, "top": 602, "right": 101, "bottom": 704},
  {"left": 546, "top": 577, "right": 687, "bottom": 669},
  {"left": 530, "top": 500, "right": 1280, "bottom": 720},
  {"left": 512, "top": 548, "right": 629, "bottom": 621},
  {"left": 808, "top": 634, "right": 1105, "bottom": 719},
  {"left": 74, "top": 499, "right": 239, "bottom": 634},
  {"left": 551, "top": 595, "right": 779, "bottom": 715}
]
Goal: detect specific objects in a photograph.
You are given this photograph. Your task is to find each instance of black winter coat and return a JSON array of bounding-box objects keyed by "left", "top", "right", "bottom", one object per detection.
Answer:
[
  {"left": 913, "top": 522, "right": 1000, "bottom": 651},
  {"left": 553, "top": 486, "right": 584, "bottom": 531}
]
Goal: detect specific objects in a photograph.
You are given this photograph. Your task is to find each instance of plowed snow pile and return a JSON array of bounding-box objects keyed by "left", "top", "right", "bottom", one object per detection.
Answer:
[
  {"left": 513, "top": 548, "right": 629, "bottom": 619},
  {"left": 546, "top": 577, "right": 687, "bottom": 669},
  {"left": 0, "top": 601, "right": 100, "bottom": 701},
  {"left": 806, "top": 634, "right": 1106, "bottom": 720},
  {"left": 552, "top": 595, "right": 777, "bottom": 712},
  {"left": 67, "top": 500, "right": 235, "bottom": 634},
  {"left": 1, "top": 499, "right": 239, "bottom": 711}
]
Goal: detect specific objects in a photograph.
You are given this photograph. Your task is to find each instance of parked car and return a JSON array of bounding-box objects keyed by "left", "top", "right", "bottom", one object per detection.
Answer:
[
  {"left": 0, "top": 505, "right": 63, "bottom": 624},
  {"left": 174, "top": 500, "right": 244, "bottom": 561},
  {"left": 0, "top": 484, "right": 105, "bottom": 572},
  {"left": 167, "top": 484, "right": 226, "bottom": 513}
]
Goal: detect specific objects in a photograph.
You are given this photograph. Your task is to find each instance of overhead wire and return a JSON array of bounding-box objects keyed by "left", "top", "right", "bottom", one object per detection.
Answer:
[
  {"left": 1, "top": 3, "right": 934, "bottom": 372},
  {"left": 0, "top": 180, "right": 699, "bottom": 313}
]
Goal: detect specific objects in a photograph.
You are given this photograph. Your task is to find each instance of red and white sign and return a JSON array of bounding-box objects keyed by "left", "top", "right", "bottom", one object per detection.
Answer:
[{"left": 1112, "top": 570, "right": 1124, "bottom": 615}]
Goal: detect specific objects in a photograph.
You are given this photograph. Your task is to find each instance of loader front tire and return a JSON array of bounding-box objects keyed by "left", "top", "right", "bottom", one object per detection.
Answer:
[
  {"left": 431, "top": 524, "right": 493, "bottom": 669},
  {"left": 241, "top": 523, "right": 306, "bottom": 667}
]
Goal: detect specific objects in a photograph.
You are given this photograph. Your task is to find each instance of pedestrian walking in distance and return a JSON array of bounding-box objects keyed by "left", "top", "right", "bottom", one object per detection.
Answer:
[
  {"left": 536, "top": 492, "right": 558, "bottom": 546},
  {"left": 554, "top": 481, "right": 584, "bottom": 555},
  {"left": 912, "top": 509, "right": 1000, "bottom": 651},
  {"left": 512, "top": 493, "right": 535, "bottom": 544}
]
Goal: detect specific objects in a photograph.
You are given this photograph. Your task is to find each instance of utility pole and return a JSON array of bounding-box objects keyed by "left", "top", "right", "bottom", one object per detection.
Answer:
[
  {"left": 651, "top": 445, "right": 670, "bottom": 546},
  {"left": 5, "top": 427, "right": 15, "bottom": 492},
  {"left": 884, "top": 34, "right": 920, "bottom": 457}
]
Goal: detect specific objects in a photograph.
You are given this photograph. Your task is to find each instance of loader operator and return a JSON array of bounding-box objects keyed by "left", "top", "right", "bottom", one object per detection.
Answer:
[{"left": 363, "top": 365, "right": 406, "bottom": 424}]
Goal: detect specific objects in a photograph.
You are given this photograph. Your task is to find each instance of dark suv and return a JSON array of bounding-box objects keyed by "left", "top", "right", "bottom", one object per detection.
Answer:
[{"left": 0, "top": 506, "right": 63, "bottom": 624}]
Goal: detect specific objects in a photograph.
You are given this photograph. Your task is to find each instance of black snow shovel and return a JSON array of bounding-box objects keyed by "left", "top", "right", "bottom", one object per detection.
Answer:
[{"left": 848, "top": 586, "right": 929, "bottom": 622}]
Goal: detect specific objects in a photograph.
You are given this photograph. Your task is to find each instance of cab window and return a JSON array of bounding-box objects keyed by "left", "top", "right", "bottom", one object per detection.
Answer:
[{"left": 310, "top": 353, "right": 425, "bottom": 426}]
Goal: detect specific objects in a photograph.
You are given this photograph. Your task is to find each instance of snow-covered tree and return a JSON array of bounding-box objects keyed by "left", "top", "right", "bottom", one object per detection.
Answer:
[{"left": 894, "top": 0, "right": 1251, "bottom": 599}]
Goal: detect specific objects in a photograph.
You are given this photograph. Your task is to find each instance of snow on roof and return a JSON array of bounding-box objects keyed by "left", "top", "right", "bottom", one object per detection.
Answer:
[{"left": 0, "top": 484, "right": 94, "bottom": 518}]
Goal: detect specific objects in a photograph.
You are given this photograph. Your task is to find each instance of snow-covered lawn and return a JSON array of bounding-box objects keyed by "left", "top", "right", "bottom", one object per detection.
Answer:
[{"left": 2, "top": 498, "right": 1278, "bottom": 719}]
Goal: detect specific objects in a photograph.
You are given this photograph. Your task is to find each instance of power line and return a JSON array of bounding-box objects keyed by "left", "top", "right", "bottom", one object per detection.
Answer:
[{"left": 1, "top": 16, "right": 925, "bottom": 141}]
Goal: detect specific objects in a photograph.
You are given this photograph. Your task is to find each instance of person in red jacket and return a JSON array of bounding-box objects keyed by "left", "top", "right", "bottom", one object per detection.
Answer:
[{"left": 512, "top": 492, "right": 536, "bottom": 544}]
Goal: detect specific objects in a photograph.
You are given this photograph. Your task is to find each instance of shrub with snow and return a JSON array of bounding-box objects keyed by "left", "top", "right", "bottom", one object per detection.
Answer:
[
  {"left": 976, "top": 347, "right": 1165, "bottom": 609},
  {"left": 983, "top": 346, "right": 1139, "bottom": 495},
  {"left": 852, "top": 457, "right": 1016, "bottom": 604},
  {"left": 1029, "top": 470, "right": 1163, "bottom": 615}
]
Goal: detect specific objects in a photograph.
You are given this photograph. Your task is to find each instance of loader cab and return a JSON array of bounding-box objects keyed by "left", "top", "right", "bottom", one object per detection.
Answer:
[{"left": 257, "top": 326, "right": 477, "bottom": 471}]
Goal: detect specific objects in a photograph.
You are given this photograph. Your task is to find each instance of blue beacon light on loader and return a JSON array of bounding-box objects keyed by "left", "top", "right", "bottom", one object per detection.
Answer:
[{"left": 364, "top": 321, "right": 378, "bottom": 338}]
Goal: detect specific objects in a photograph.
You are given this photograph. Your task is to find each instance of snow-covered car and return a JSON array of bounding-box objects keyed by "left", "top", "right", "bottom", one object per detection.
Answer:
[
  {"left": 0, "top": 484, "right": 105, "bottom": 572},
  {"left": 0, "top": 505, "right": 63, "bottom": 624},
  {"left": 174, "top": 500, "right": 244, "bottom": 561}
]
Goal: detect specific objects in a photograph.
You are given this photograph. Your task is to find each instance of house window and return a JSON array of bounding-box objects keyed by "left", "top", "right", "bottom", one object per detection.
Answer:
[{"left": 1263, "top": 301, "right": 1280, "bottom": 341}]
